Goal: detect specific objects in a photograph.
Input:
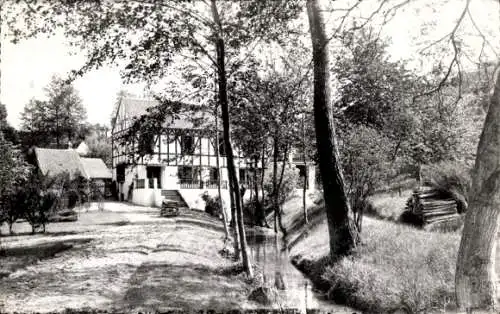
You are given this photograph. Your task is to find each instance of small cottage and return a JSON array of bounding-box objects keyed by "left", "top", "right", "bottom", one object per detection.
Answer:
[{"left": 33, "top": 147, "right": 112, "bottom": 197}]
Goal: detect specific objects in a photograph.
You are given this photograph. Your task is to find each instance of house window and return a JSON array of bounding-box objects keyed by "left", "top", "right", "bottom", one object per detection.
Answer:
[
  {"left": 178, "top": 166, "right": 192, "bottom": 184},
  {"left": 181, "top": 135, "right": 195, "bottom": 155},
  {"left": 239, "top": 168, "right": 248, "bottom": 185},
  {"left": 146, "top": 166, "right": 162, "bottom": 189},
  {"left": 178, "top": 166, "right": 200, "bottom": 184},
  {"left": 209, "top": 167, "right": 219, "bottom": 182},
  {"left": 296, "top": 165, "right": 308, "bottom": 189}
]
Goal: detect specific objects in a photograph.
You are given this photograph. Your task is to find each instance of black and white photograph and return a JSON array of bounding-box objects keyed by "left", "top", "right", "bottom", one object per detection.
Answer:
[{"left": 0, "top": 0, "right": 498, "bottom": 313}]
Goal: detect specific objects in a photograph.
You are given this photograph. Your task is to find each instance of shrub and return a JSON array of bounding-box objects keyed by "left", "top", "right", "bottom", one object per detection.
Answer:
[
  {"left": 201, "top": 192, "right": 222, "bottom": 218},
  {"left": 15, "top": 172, "right": 60, "bottom": 233},
  {"left": 0, "top": 136, "right": 32, "bottom": 234},
  {"left": 421, "top": 161, "right": 471, "bottom": 213},
  {"left": 339, "top": 126, "right": 393, "bottom": 230},
  {"left": 66, "top": 189, "right": 80, "bottom": 209}
]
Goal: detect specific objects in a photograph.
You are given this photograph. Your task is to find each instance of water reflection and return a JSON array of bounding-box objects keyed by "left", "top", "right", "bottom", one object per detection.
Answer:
[{"left": 247, "top": 233, "right": 354, "bottom": 313}]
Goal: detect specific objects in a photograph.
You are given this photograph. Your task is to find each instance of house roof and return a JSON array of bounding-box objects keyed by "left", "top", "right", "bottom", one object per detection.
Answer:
[
  {"left": 163, "top": 112, "right": 215, "bottom": 130},
  {"left": 116, "top": 96, "right": 216, "bottom": 131},
  {"left": 34, "top": 148, "right": 88, "bottom": 179},
  {"left": 120, "top": 97, "right": 157, "bottom": 119},
  {"left": 80, "top": 158, "right": 112, "bottom": 179},
  {"left": 34, "top": 148, "right": 111, "bottom": 180}
]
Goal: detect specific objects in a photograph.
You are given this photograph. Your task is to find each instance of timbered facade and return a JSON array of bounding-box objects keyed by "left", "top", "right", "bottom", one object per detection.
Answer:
[{"left": 111, "top": 96, "right": 258, "bottom": 209}]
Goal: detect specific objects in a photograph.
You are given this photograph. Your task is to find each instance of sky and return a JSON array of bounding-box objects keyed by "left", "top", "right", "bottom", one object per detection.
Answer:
[
  {"left": 1, "top": 32, "right": 146, "bottom": 129},
  {"left": 1, "top": 0, "right": 498, "bottom": 130}
]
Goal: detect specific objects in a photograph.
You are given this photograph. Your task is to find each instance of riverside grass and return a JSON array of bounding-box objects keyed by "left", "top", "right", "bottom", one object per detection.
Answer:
[{"left": 291, "top": 216, "right": 460, "bottom": 313}]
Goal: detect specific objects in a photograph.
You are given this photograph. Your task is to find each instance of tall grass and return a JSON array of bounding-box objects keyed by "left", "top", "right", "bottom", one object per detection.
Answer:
[{"left": 292, "top": 218, "right": 460, "bottom": 313}]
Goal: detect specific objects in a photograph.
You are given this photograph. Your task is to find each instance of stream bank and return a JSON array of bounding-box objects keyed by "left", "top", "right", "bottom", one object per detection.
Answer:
[{"left": 246, "top": 230, "right": 355, "bottom": 313}]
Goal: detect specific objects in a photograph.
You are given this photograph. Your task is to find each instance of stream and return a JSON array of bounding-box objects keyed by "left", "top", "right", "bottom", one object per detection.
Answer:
[{"left": 247, "top": 233, "right": 355, "bottom": 313}]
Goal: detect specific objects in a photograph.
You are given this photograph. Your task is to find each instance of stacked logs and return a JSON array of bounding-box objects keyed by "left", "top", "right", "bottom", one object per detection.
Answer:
[{"left": 406, "top": 186, "right": 460, "bottom": 227}]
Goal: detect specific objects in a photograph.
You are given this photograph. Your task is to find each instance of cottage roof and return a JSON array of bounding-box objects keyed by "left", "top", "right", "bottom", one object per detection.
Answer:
[
  {"left": 34, "top": 148, "right": 88, "bottom": 179},
  {"left": 34, "top": 148, "right": 111, "bottom": 180},
  {"left": 80, "top": 158, "right": 112, "bottom": 179}
]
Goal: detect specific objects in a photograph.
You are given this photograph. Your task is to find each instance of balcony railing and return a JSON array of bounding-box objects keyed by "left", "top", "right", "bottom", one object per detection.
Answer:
[
  {"left": 179, "top": 180, "right": 228, "bottom": 189},
  {"left": 205, "top": 180, "right": 228, "bottom": 189},
  {"left": 180, "top": 180, "right": 202, "bottom": 189},
  {"left": 292, "top": 154, "right": 305, "bottom": 162}
]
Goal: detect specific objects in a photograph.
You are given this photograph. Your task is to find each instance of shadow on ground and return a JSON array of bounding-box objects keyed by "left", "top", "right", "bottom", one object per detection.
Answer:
[{"left": 118, "top": 262, "right": 250, "bottom": 311}]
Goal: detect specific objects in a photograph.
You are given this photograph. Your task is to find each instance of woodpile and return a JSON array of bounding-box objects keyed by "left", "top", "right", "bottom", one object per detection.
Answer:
[{"left": 406, "top": 186, "right": 461, "bottom": 227}]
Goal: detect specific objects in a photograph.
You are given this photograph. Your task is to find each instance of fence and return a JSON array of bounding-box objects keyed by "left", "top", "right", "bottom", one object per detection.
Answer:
[
  {"left": 205, "top": 180, "right": 228, "bottom": 189},
  {"left": 179, "top": 180, "right": 228, "bottom": 189},
  {"left": 180, "top": 180, "right": 202, "bottom": 189}
]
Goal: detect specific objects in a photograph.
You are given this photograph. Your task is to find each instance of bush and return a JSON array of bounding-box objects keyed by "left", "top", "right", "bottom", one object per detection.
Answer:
[
  {"left": 14, "top": 172, "right": 60, "bottom": 233},
  {"left": 0, "top": 137, "right": 32, "bottom": 234},
  {"left": 66, "top": 189, "right": 80, "bottom": 209},
  {"left": 339, "top": 126, "right": 393, "bottom": 230},
  {"left": 421, "top": 161, "right": 471, "bottom": 213},
  {"left": 201, "top": 192, "right": 222, "bottom": 218}
]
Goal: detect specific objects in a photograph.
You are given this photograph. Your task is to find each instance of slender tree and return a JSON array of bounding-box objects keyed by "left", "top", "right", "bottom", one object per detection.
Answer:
[
  {"left": 210, "top": 0, "right": 252, "bottom": 277},
  {"left": 306, "top": 0, "right": 359, "bottom": 258},
  {"left": 214, "top": 102, "right": 230, "bottom": 241},
  {"left": 301, "top": 112, "right": 309, "bottom": 224}
]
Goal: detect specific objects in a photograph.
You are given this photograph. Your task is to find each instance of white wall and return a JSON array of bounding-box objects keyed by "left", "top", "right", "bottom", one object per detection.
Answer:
[
  {"left": 178, "top": 188, "right": 231, "bottom": 218},
  {"left": 131, "top": 178, "right": 163, "bottom": 207},
  {"left": 162, "top": 166, "right": 179, "bottom": 189}
]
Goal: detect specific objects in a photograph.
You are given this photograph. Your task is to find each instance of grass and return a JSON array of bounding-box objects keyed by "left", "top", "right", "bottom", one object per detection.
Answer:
[
  {"left": 291, "top": 217, "right": 460, "bottom": 313},
  {"left": 367, "top": 190, "right": 412, "bottom": 221},
  {"left": 0, "top": 203, "right": 263, "bottom": 312}
]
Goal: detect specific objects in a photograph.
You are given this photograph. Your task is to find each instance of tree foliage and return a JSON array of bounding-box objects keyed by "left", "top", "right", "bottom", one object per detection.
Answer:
[
  {"left": 20, "top": 76, "right": 87, "bottom": 148},
  {"left": 84, "top": 124, "right": 112, "bottom": 167},
  {"left": 0, "top": 134, "right": 32, "bottom": 234}
]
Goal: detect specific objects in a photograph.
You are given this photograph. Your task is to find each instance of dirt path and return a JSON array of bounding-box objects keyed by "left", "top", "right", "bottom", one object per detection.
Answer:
[{"left": 0, "top": 205, "right": 256, "bottom": 312}]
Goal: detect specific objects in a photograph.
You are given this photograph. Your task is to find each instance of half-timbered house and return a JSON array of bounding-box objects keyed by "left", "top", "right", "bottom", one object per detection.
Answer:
[{"left": 111, "top": 96, "right": 316, "bottom": 210}]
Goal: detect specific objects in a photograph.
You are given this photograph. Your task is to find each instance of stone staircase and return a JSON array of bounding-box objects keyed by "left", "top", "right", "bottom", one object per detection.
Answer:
[{"left": 161, "top": 190, "right": 189, "bottom": 209}]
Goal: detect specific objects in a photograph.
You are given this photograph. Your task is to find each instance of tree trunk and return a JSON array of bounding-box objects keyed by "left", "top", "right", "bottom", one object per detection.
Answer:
[
  {"left": 276, "top": 144, "right": 289, "bottom": 236},
  {"left": 211, "top": 0, "right": 253, "bottom": 278},
  {"left": 455, "top": 66, "right": 500, "bottom": 312},
  {"left": 260, "top": 143, "right": 266, "bottom": 207},
  {"left": 229, "top": 180, "right": 241, "bottom": 260},
  {"left": 253, "top": 158, "right": 264, "bottom": 226},
  {"left": 215, "top": 104, "right": 230, "bottom": 241},
  {"left": 302, "top": 113, "right": 309, "bottom": 224},
  {"left": 272, "top": 137, "right": 279, "bottom": 233},
  {"left": 306, "top": 0, "right": 359, "bottom": 259}
]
